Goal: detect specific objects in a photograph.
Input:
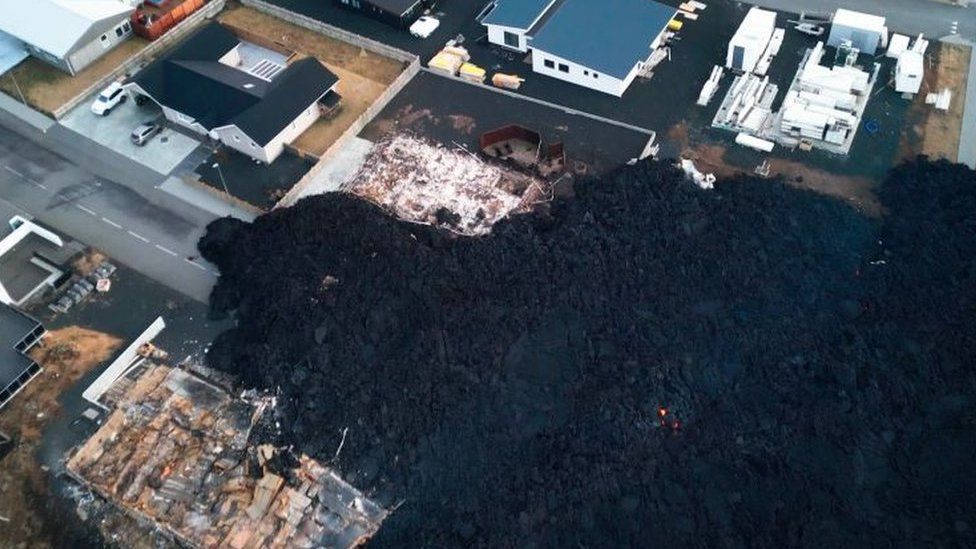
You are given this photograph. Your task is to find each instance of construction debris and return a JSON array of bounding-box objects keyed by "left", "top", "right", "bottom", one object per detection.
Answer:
[
  {"left": 342, "top": 134, "right": 548, "bottom": 235},
  {"left": 67, "top": 364, "right": 387, "bottom": 548},
  {"left": 49, "top": 261, "right": 116, "bottom": 314},
  {"left": 678, "top": 158, "right": 716, "bottom": 189}
]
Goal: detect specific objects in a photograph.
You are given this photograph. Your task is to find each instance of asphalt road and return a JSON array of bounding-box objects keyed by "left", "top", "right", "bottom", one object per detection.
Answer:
[
  {"left": 0, "top": 124, "right": 220, "bottom": 303},
  {"left": 746, "top": 0, "right": 975, "bottom": 39}
]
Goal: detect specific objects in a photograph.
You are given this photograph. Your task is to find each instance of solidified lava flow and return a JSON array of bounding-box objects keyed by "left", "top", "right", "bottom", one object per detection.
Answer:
[{"left": 200, "top": 157, "right": 976, "bottom": 548}]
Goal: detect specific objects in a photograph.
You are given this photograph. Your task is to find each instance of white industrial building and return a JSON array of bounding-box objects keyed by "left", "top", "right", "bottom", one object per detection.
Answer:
[
  {"left": 481, "top": 0, "right": 677, "bottom": 96},
  {"left": 827, "top": 9, "right": 888, "bottom": 56},
  {"left": 0, "top": 0, "right": 135, "bottom": 75},
  {"left": 726, "top": 7, "right": 777, "bottom": 73},
  {"left": 481, "top": 0, "right": 557, "bottom": 53}
]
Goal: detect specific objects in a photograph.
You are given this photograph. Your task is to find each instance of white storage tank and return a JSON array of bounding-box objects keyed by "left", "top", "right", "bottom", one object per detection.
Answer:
[{"left": 726, "top": 7, "right": 776, "bottom": 73}]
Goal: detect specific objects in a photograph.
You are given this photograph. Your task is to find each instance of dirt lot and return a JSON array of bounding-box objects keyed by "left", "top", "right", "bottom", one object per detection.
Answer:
[
  {"left": 686, "top": 142, "right": 881, "bottom": 216},
  {"left": 666, "top": 122, "right": 883, "bottom": 216},
  {"left": 0, "top": 39, "right": 148, "bottom": 117},
  {"left": 0, "top": 327, "right": 121, "bottom": 547},
  {"left": 218, "top": 2, "right": 406, "bottom": 156},
  {"left": 899, "top": 42, "right": 972, "bottom": 161}
]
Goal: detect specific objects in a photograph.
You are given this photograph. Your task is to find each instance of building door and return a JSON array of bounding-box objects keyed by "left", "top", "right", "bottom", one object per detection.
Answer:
[
  {"left": 732, "top": 46, "right": 744, "bottom": 70},
  {"left": 503, "top": 31, "right": 519, "bottom": 49}
]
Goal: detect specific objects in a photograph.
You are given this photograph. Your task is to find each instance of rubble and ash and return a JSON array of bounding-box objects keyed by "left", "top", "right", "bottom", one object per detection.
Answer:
[{"left": 200, "top": 157, "right": 976, "bottom": 547}]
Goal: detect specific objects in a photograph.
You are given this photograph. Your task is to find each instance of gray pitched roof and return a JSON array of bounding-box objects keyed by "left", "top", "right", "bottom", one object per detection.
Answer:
[
  {"left": 0, "top": 0, "right": 133, "bottom": 58},
  {"left": 130, "top": 24, "right": 339, "bottom": 146},
  {"left": 529, "top": 0, "right": 676, "bottom": 79},
  {"left": 482, "top": 0, "right": 555, "bottom": 30}
]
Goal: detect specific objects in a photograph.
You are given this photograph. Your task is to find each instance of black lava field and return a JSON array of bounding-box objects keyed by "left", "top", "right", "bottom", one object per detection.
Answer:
[{"left": 200, "top": 157, "right": 976, "bottom": 548}]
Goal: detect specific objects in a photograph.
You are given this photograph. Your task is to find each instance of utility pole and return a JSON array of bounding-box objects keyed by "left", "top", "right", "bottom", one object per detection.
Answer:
[
  {"left": 7, "top": 73, "right": 27, "bottom": 107},
  {"left": 212, "top": 162, "right": 230, "bottom": 195}
]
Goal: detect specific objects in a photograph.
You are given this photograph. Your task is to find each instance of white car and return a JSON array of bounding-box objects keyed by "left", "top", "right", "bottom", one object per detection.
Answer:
[
  {"left": 91, "top": 82, "right": 127, "bottom": 116},
  {"left": 410, "top": 16, "right": 440, "bottom": 39}
]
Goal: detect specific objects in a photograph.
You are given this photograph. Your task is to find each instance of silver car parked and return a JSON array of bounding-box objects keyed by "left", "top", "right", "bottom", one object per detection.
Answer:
[{"left": 131, "top": 121, "right": 162, "bottom": 146}]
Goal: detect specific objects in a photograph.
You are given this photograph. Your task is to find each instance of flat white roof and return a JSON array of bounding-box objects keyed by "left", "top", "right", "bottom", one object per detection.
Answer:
[{"left": 833, "top": 9, "right": 886, "bottom": 33}]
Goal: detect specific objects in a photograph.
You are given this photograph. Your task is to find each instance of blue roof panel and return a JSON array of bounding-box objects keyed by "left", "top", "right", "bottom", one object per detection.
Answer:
[
  {"left": 482, "top": 0, "right": 554, "bottom": 30},
  {"left": 529, "top": 0, "right": 677, "bottom": 79}
]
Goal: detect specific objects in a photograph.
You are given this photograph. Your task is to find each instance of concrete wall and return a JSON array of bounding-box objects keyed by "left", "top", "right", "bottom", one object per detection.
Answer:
[
  {"left": 241, "top": 0, "right": 415, "bottom": 63},
  {"left": 52, "top": 0, "right": 227, "bottom": 119},
  {"left": 530, "top": 48, "right": 635, "bottom": 97}
]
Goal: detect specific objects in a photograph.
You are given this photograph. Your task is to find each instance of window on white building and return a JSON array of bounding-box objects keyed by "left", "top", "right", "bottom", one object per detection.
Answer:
[
  {"left": 558, "top": 63, "right": 569, "bottom": 73},
  {"left": 544, "top": 59, "right": 554, "bottom": 69},
  {"left": 503, "top": 31, "right": 519, "bottom": 48}
]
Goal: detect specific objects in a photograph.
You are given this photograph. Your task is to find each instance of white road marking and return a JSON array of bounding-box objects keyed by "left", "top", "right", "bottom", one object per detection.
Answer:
[
  {"left": 184, "top": 258, "right": 207, "bottom": 271},
  {"left": 155, "top": 244, "right": 178, "bottom": 256},
  {"left": 101, "top": 217, "right": 122, "bottom": 229},
  {"left": 2, "top": 165, "right": 24, "bottom": 178},
  {"left": 127, "top": 230, "right": 149, "bottom": 243},
  {"left": 29, "top": 180, "right": 47, "bottom": 190},
  {"left": 75, "top": 204, "right": 97, "bottom": 216}
]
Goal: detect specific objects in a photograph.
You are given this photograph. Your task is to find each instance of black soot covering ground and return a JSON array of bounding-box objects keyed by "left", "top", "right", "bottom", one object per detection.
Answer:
[{"left": 200, "top": 157, "right": 976, "bottom": 548}]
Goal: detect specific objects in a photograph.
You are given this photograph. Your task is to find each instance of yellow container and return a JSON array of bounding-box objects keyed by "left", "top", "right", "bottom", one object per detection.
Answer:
[{"left": 668, "top": 19, "right": 683, "bottom": 31}]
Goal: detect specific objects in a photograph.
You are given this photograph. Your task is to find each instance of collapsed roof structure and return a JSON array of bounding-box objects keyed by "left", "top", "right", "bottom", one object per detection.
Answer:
[
  {"left": 68, "top": 364, "right": 387, "bottom": 548},
  {"left": 342, "top": 134, "right": 549, "bottom": 236}
]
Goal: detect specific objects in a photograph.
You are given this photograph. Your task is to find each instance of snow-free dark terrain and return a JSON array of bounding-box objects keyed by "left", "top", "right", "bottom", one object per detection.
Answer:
[{"left": 201, "top": 157, "right": 975, "bottom": 547}]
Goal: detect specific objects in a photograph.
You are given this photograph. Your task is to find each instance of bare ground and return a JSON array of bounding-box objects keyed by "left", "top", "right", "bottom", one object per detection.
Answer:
[
  {"left": 0, "top": 39, "right": 148, "bottom": 116},
  {"left": 667, "top": 120, "right": 882, "bottom": 216},
  {"left": 0, "top": 327, "right": 121, "bottom": 547},
  {"left": 899, "top": 42, "right": 971, "bottom": 162}
]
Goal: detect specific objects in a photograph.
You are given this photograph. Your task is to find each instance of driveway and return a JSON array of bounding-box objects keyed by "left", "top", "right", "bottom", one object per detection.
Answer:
[{"left": 59, "top": 90, "right": 200, "bottom": 176}]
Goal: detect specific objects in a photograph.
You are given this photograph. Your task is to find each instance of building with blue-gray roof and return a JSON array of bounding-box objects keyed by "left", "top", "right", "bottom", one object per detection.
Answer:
[
  {"left": 481, "top": 0, "right": 559, "bottom": 52},
  {"left": 481, "top": 0, "right": 677, "bottom": 96}
]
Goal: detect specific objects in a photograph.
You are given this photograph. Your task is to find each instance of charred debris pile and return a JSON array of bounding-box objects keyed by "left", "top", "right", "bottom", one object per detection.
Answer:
[{"left": 200, "top": 157, "right": 976, "bottom": 547}]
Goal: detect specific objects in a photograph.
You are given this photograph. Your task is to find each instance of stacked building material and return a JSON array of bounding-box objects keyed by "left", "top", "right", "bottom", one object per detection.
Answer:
[
  {"left": 712, "top": 72, "right": 778, "bottom": 134},
  {"left": 428, "top": 45, "right": 470, "bottom": 77},
  {"left": 775, "top": 41, "right": 877, "bottom": 148}
]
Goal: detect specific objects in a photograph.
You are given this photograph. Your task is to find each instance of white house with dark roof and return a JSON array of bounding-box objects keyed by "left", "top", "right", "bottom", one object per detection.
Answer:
[
  {"left": 481, "top": 0, "right": 677, "bottom": 96},
  {"left": 125, "top": 23, "right": 341, "bottom": 164},
  {"left": 0, "top": 0, "right": 135, "bottom": 75}
]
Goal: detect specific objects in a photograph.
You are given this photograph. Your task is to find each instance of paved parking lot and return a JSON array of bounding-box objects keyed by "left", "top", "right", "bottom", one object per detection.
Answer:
[{"left": 60, "top": 91, "right": 200, "bottom": 176}]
